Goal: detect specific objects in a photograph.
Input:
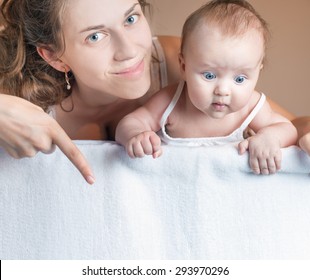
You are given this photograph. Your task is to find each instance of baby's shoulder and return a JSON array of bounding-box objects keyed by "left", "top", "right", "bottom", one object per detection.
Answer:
[{"left": 152, "top": 82, "right": 180, "bottom": 102}]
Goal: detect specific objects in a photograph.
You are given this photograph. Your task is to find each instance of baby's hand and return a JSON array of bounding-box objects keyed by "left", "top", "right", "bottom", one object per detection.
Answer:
[
  {"left": 238, "top": 134, "right": 282, "bottom": 175},
  {"left": 126, "top": 131, "right": 162, "bottom": 159}
]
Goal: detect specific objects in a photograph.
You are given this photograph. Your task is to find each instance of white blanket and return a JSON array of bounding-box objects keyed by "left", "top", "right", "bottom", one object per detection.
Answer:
[{"left": 0, "top": 141, "right": 309, "bottom": 260}]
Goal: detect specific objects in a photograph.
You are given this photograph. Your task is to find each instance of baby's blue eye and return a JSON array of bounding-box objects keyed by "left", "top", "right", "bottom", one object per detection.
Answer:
[
  {"left": 126, "top": 15, "right": 138, "bottom": 25},
  {"left": 235, "top": 75, "right": 246, "bottom": 84},
  {"left": 203, "top": 72, "right": 216, "bottom": 80}
]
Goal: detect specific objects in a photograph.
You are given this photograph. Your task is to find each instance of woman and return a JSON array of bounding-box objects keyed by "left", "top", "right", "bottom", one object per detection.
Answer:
[{"left": 0, "top": 0, "right": 309, "bottom": 184}]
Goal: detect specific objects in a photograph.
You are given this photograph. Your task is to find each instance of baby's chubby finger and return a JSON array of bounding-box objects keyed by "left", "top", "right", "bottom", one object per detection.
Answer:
[
  {"left": 249, "top": 157, "right": 261, "bottom": 174},
  {"left": 238, "top": 139, "right": 249, "bottom": 155},
  {"left": 152, "top": 149, "right": 163, "bottom": 159},
  {"left": 149, "top": 132, "right": 162, "bottom": 158},
  {"left": 259, "top": 160, "right": 270, "bottom": 175},
  {"left": 141, "top": 135, "right": 155, "bottom": 156}
]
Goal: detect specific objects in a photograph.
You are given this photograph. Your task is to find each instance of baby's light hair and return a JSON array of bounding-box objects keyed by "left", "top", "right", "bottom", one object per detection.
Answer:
[{"left": 181, "top": 0, "right": 270, "bottom": 54}]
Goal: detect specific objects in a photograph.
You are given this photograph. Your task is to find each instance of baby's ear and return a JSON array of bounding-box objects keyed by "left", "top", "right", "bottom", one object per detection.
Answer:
[
  {"left": 36, "top": 46, "right": 67, "bottom": 72},
  {"left": 178, "top": 53, "right": 186, "bottom": 80},
  {"left": 260, "top": 63, "right": 264, "bottom": 70}
]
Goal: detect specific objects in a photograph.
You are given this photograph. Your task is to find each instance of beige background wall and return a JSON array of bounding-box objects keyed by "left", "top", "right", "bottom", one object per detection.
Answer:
[{"left": 148, "top": 0, "right": 310, "bottom": 116}]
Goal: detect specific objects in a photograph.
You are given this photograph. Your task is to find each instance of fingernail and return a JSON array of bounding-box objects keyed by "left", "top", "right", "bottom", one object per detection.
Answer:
[
  {"left": 153, "top": 151, "right": 161, "bottom": 158},
  {"left": 86, "top": 175, "right": 95, "bottom": 185}
]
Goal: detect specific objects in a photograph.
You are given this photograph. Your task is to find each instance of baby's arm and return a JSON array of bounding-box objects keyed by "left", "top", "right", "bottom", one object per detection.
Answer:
[
  {"left": 115, "top": 85, "right": 176, "bottom": 158},
  {"left": 239, "top": 97, "right": 298, "bottom": 175},
  {"left": 116, "top": 108, "right": 162, "bottom": 158}
]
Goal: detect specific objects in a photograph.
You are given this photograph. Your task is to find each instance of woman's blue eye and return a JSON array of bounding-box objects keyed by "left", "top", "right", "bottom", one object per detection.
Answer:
[
  {"left": 235, "top": 75, "right": 246, "bottom": 84},
  {"left": 203, "top": 72, "right": 216, "bottom": 80},
  {"left": 87, "top": 32, "right": 104, "bottom": 43},
  {"left": 126, "top": 15, "right": 138, "bottom": 25}
]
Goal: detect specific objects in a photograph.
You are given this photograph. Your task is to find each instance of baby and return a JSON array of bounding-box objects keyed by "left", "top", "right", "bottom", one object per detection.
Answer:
[{"left": 116, "top": 0, "right": 297, "bottom": 175}]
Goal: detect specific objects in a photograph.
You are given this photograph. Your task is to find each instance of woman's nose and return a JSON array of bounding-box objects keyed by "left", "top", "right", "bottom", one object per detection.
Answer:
[{"left": 113, "top": 31, "right": 138, "bottom": 61}]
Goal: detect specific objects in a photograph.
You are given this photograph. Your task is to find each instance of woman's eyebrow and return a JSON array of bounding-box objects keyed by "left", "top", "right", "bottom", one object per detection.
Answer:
[
  {"left": 79, "top": 3, "right": 140, "bottom": 34},
  {"left": 80, "top": 25, "right": 105, "bottom": 33},
  {"left": 125, "top": 3, "right": 140, "bottom": 17}
]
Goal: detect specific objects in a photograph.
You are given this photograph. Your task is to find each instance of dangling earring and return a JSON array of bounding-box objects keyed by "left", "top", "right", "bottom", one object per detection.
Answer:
[
  {"left": 63, "top": 67, "right": 71, "bottom": 90},
  {"left": 60, "top": 67, "right": 74, "bottom": 112}
]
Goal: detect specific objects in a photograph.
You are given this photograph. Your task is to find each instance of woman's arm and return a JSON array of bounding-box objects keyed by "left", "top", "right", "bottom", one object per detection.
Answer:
[
  {"left": 0, "top": 94, "right": 95, "bottom": 184},
  {"left": 266, "top": 97, "right": 296, "bottom": 120},
  {"left": 267, "top": 99, "right": 310, "bottom": 155}
]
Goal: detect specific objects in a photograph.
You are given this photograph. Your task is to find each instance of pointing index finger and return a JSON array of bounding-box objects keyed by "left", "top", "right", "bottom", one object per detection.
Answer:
[{"left": 51, "top": 123, "right": 95, "bottom": 185}]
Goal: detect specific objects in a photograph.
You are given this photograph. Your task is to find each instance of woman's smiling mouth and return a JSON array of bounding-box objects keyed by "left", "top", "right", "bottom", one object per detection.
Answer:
[{"left": 114, "top": 60, "right": 145, "bottom": 78}]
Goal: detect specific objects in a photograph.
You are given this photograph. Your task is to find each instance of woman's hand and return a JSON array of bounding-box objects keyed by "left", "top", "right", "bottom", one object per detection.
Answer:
[
  {"left": 0, "top": 95, "right": 95, "bottom": 184},
  {"left": 298, "top": 132, "right": 310, "bottom": 155},
  {"left": 292, "top": 116, "right": 310, "bottom": 156}
]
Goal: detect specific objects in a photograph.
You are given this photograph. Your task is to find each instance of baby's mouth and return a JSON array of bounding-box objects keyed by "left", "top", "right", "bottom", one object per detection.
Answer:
[{"left": 212, "top": 102, "right": 227, "bottom": 111}]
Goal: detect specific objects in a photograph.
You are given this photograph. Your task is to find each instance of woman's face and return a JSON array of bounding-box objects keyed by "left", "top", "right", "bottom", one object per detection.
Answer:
[{"left": 60, "top": 0, "right": 152, "bottom": 105}]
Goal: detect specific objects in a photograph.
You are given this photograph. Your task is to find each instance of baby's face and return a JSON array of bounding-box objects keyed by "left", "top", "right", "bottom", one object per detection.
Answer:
[{"left": 180, "top": 24, "right": 264, "bottom": 119}]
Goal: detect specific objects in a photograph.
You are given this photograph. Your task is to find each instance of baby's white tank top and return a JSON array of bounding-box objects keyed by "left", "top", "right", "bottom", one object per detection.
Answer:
[{"left": 159, "top": 80, "right": 266, "bottom": 146}]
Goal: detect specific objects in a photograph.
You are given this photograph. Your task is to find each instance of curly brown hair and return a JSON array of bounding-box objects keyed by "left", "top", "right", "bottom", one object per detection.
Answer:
[{"left": 0, "top": 0, "right": 150, "bottom": 111}]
